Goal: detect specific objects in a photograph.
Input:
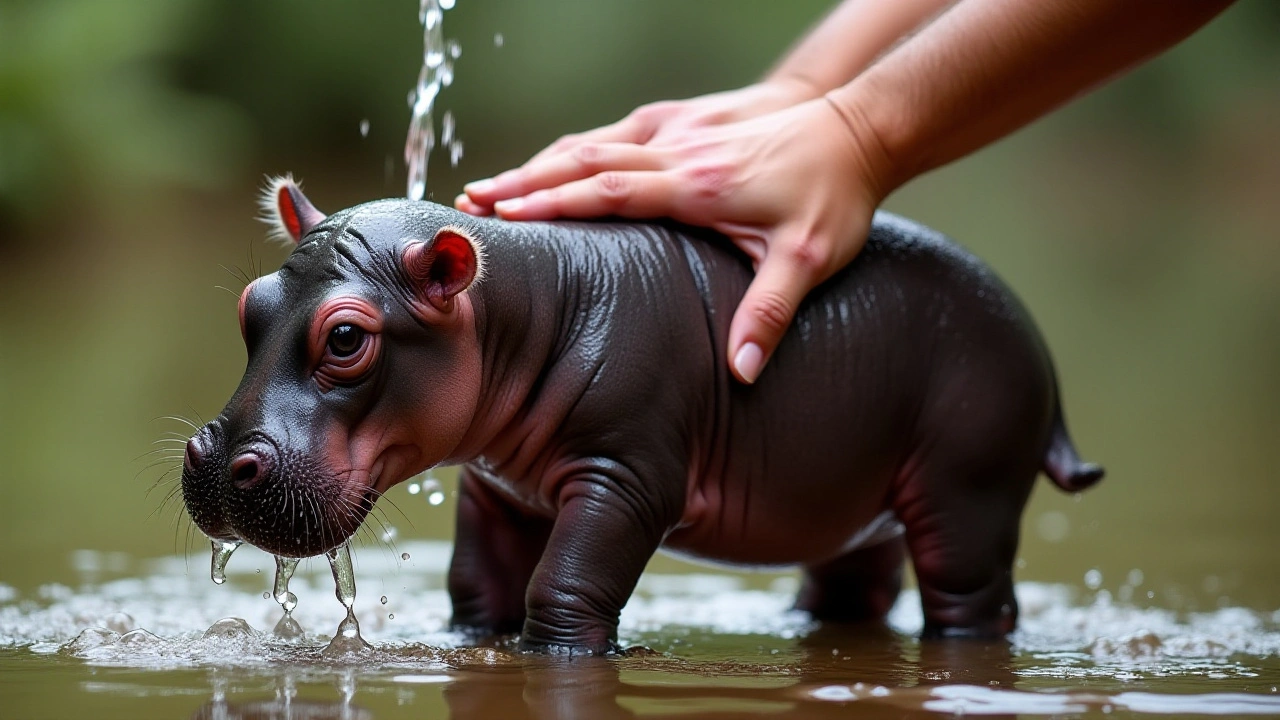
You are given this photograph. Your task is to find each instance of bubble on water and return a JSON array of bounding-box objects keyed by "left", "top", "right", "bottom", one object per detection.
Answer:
[
  {"left": 1036, "top": 510, "right": 1070, "bottom": 543},
  {"left": 407, "top": 482, "right": 421, "bottom": 495},
  {"left": 104, "top": 612, "right": 135, "bottom": 634},
  {"left": 401, "top": 552, "right": 411, "bottom": 561},
  {"left": 1128, "top": 569, "right": 1144, "bottom": 587},
  {"left": 204, "top": 617, "right": 256, "bottom": 640},
  {"left": 359, "top": 119, "right": 370, "bottom": 137},
  {"left": 1085, "top": 569, "right": 1103, "bottom": 590},
  {"left": 493, "top": 32, "right": 503, "bottom": 47},
  {"left": 63, "top": 627, "right": 119, "bottom": 653},
  {"left": 210, "top": 539, "right": 241, "bottom": 585},
  {"left": 118, "top": 628, "right": 162, "bottom": 647}
]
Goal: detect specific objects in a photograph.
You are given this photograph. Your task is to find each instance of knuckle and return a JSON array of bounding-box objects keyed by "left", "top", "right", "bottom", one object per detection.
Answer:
[
  {"left": 573, "top": 142, "right": 606, "bottom": 168},
  {"left": 594, "top": 172, "right": 631, "bottom": 202},
  {"left": 685, "top": 162, "right": 734, "bottom": 201},
  {"left": 783, "top": 238, "right": 831, "bottom": 275},
  {"left": 749, "top": 290, "right": 795, "bottom": 335}
]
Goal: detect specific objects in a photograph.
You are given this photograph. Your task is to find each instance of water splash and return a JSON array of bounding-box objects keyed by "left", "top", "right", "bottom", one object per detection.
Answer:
[
  {"left": 210, "top": 539, "right": 241, "bottom": 585},
  {"left": 405, "top": 0, "right": 463, "bottom": 200},
  {"left": 323, "top": 543, "right": 371, "bottom": 656}
]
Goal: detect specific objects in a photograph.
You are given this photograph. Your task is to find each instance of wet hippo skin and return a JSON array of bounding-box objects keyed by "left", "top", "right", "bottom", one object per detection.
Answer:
[{"left": 181, "top": 178, "right": 1103, "bottom": 655}]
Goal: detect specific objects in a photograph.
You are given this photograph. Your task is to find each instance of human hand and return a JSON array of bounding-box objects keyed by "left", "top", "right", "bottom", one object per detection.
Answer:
[
  {"left": 457, "top": 79, "right": 820, "bottom": 215},
  {"left": 457, "top": 96, "right": 889, "bottom": 384}
]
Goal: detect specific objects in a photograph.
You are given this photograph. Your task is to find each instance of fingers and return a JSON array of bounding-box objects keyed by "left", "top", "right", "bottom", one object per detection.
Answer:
[
  {"left": 465, "top": 143, "right": 671, "bottom": 211},
  {"left": 727, "top": 240, "right": 825, "bottom": 384},
  {"left": 525, "top": 110, "right": 658, "bottom": 166},
  {"left": 491, "top": 170, "right": 681, "bottom": 221}
]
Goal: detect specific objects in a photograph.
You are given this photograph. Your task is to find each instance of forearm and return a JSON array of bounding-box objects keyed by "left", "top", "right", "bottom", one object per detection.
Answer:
[
  {"left": 767, "top": 0, "right": 957, "bottom": 95},
  {"left": 827, "top": 0, "right": 1234, "bottom": 194}
]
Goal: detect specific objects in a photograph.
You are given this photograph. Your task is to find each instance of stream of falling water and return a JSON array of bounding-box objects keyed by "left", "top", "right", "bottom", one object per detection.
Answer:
[{"left": 405, "top": 0, "right": 463, "bottom": 201}]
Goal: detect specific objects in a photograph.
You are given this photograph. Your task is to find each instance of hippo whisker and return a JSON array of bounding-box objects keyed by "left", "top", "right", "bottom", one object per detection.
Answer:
[{"left": 158, "top": 415, "right": 201, "bottom": 432}]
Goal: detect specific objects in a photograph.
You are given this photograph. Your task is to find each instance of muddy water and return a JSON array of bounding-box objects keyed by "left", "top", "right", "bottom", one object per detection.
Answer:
[{"left": 2, "top": 542, "right": 1278, "bottom": 718}]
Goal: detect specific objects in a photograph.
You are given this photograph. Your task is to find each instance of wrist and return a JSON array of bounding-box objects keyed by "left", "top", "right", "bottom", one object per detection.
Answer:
[
  {"left": 823, "top": 79, "right": 913, "bottom": 202},
  {"left": 760, "top": 73, "right": 827, "bottom": 104}
]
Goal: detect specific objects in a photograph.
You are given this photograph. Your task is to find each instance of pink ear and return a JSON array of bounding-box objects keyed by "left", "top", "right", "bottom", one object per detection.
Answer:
[
  {"left": 402, "top": 227, "right": 483, "bottom": 311},
  {"left": 260, "top": 175, "right": 327, "bottom": 244}
]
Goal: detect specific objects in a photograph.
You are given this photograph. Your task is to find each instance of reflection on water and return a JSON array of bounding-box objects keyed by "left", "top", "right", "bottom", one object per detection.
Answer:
[{"left": 1, "top": 541, "right": 1278, "bottom": 718}]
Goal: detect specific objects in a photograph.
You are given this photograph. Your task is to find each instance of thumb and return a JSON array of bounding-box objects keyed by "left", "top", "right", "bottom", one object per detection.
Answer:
[{"left": 727, "top": 248, "right": 817, "bottom": 384}]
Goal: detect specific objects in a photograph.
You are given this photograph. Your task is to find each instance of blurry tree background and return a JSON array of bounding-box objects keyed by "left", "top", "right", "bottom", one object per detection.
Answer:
[{"left": 1, "top": 1, "right": 1277, "bottom": 608}]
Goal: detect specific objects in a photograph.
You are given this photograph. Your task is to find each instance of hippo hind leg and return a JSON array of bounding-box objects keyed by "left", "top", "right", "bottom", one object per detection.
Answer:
[
  {"left": 895, "top": 422, "right": 1043, "bottom": 637},
  {"left": 795, "top": 535, "right": 906, "bottom": 624}
]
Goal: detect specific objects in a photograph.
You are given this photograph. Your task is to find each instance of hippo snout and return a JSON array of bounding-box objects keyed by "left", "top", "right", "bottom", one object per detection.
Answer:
[{"left": 180, "top": 421, "right": 370, "bottom": 558}]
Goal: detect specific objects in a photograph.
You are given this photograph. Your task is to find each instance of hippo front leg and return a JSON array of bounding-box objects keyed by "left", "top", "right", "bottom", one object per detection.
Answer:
[
  {"left": 449, "top": 468, "right": 553, "bottom": 636},
  {"left": 520, "top": 465, "right": 681, "bottom": 655}
]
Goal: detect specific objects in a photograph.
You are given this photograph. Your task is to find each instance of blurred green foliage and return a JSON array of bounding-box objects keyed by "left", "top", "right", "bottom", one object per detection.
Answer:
[{"left": 0, "top": 1, "right": 1276, "bottom": 608}]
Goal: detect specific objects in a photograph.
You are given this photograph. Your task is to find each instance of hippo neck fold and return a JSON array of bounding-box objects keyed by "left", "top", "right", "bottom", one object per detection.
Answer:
[{"left": 448, "top": 220, "right": 608, "bottom": 473}]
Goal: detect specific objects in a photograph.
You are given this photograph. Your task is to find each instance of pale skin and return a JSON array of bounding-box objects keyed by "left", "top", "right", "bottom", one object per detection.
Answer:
[{"left": 458, "top": 0, "right": 1235, "bottom": 384}]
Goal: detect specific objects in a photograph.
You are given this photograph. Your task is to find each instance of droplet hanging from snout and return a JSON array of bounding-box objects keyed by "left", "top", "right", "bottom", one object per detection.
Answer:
[{"left": 210, "top": 539, "right": 242, "bottom": 585}]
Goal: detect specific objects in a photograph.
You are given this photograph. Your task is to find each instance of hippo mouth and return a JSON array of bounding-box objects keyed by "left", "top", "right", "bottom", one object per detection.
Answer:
[{"left": 181, "top": 425, "right": 379, "bottom": 558}]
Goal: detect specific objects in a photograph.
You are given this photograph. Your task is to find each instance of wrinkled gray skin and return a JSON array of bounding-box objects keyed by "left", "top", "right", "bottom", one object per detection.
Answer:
[{"left": 181, "top": 187, "right": 1102, "bottom": 655}]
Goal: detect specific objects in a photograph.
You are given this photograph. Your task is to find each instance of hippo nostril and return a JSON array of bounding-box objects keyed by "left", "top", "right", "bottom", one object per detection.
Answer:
[{"left": 230, "top": 453, "right": 266, "bottom": 490}]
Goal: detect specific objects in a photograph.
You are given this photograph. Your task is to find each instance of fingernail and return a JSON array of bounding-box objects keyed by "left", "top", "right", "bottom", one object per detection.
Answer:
[
  {"left": 464, "top": 179, "right": 494, "bottom": 195},
  {"left": 493, "top": 197, "right": 523, "bottom": 214},
  {"left": 734, "top": 342, "right": 765, "bottom": 384}
]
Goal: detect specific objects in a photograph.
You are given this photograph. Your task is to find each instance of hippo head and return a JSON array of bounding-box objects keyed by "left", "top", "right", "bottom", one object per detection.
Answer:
[{"left": 181, "top": 177, "right": 485, "bottom": 557}]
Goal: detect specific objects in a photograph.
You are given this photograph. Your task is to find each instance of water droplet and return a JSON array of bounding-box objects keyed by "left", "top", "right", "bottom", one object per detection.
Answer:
[
  {"left": 210, "top": 539, "right": 241, "bottom": 585},
  {"left": 381, "top": 526, "right": 398, "bottom": 543},
  {"left": 408, "top": 482, "right": 421, "bottom": 495},
  {"left": 381, "top": 595, "right": 388, "bottom": 604},
  {"left": 1146, "top": 590, "right": 1155, "bottom": 599},
  {"left": 327, "top": 543, "right": 357, "bottom": 610},
  {"left": 359, "top": 119, "right": 370, "bottom": 137},
  {"left": 273, "top": 555, "right": 300, "bottom": 614},
  {"left": 401, "top": 552, "right": 411, "bottom": 561},
  {"left": 1128, "top": 569, "right": 1144, "bottom": 587},
  {"left": 493, "top": 32, "right": 504, "bottom": 47},
  {"left": 388, "top": 613, "right": 395, "bottom": 620},
  {"left": 442, "top": 111, "right": 455, "bottom": 145},
  {"left": 421, "top": 477, "right": 445, "bottom": 505},
  {"left": 263, "top": 592, "right": 271, "bottom": 600},
  {"left": 1084, "top": 569, "right": 1103, "bottom": 590}
]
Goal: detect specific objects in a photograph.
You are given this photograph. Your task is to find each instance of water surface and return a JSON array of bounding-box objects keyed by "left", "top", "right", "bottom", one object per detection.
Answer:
[{"left": 2, "top": 542, "right": 1278, "bottom": 718}]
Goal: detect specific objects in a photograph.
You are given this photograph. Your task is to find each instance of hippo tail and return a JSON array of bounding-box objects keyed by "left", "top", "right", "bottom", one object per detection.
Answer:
[{"left": 1042, "top": 404, "right": 1105, "bottom": 492}]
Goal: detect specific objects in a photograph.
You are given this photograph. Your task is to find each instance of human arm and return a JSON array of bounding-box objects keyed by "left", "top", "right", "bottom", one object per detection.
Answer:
[
  {"left": 464, "top": 0, "right": 1234, "bottom": 383},
  {"left": 457, "top": 0, "right": 952, "bottom": 216}
]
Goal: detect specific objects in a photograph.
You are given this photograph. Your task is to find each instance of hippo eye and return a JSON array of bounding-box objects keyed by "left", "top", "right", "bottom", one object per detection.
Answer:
[{"left": 327, "top": 324, "right": 364, "bottom": 357}]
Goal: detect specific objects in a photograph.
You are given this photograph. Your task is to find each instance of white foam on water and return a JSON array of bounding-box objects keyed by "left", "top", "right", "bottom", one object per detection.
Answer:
[{"left": 1, "top": 542, "right": 1277, "bottom": 717}]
